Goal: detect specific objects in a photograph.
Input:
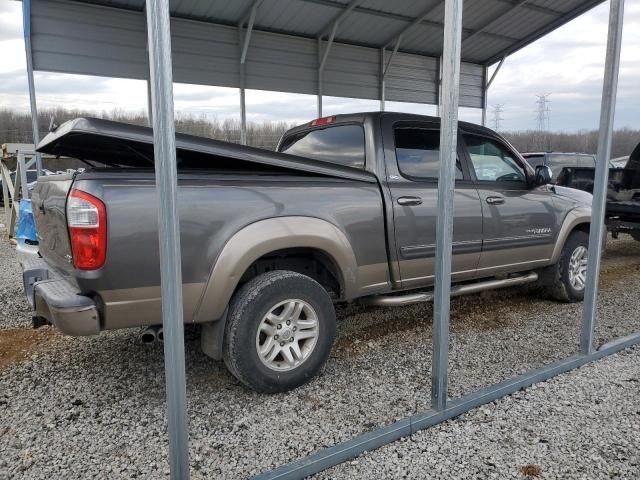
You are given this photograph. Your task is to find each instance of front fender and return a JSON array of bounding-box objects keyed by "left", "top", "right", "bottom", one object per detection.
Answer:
[
  {"left": 192, "top": 216, "right": 360, "bottom": 322},
  {"left": 550, "top": 206, "right": 591, "bottom": 264}
]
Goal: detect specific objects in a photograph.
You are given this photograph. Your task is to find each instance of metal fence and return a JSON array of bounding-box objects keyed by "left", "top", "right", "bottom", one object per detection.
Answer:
[{"left": 1, "top": 150, "right": 36, "bottom": 238}]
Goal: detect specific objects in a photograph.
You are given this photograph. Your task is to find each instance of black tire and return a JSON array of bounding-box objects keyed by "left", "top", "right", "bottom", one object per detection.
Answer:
[
  {"left": 222, "top": 270, "right": 336, "bottom": 393},
  {"left": 539, "top": 230, "right": 589, "bottom": 303}
]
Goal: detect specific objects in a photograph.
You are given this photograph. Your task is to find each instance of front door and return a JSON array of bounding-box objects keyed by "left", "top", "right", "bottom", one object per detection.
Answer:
[
  {"left": 462, "top": 132, "right": 558, "bottom": 276},
  {"left": 386, "top": 124, "right": 484, "bottom": 289}
]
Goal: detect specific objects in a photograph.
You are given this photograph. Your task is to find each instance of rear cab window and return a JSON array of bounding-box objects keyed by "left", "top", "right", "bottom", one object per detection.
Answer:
[
  {"left": 278, "top": 124, "right": 365, "bottom": 169},
  {"left": 394, "top": 128, "right": 463, "bottom": 180}
]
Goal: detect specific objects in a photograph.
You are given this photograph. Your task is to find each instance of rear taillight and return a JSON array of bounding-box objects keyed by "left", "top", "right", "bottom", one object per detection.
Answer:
[{"left": 67, "top": 189, "right": 107, "bottom": 270}]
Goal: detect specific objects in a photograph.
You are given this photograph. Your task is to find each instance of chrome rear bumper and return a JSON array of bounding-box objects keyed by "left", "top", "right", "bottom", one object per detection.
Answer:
[{"left": 22, "top": 257, "right": 100, "bottom": 336}]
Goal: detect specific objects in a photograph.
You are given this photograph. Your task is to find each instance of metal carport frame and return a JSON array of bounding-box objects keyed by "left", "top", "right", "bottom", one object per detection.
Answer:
[{"left": 19, "top": 1, "right": 634, "bottom": 479}]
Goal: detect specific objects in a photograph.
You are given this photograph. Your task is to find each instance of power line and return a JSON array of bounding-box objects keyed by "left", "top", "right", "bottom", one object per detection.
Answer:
[
  {"left": 534, "top": 93, "right": 551, "bottom": 132},
  {"left": 491, "top": 104, "right": 504, "bottom": 131}
]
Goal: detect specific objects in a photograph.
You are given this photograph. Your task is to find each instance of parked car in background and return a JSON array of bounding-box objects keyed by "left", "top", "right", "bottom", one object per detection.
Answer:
[
  {"left": 553, "top": 142, "right": 640, "bottom": 241},
  {"left": 521, "top": 152, "right": 617, "bottom": 179},
  {"left": 611, "top": 156, "right": 629, "bottom": 168},
  {"left": 24, "top": 114, "right": 593, "bottom": 393}
]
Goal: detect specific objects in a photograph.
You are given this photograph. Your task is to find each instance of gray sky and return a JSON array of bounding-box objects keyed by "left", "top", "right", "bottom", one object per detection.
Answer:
[{"left": 0, "top": 0, "right": 639, "bottom": 131}]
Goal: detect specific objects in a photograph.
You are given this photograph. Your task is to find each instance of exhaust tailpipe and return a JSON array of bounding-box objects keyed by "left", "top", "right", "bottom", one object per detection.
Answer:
[
  {"left": 141, "top": 325, "right": 161, "bottom": 344},
  {"left": 157, "top": 327, "right": 164, "bottom": 343}
]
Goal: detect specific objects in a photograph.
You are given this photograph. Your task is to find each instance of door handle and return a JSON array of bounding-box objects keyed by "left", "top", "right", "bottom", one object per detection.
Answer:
[
  {"left": 486, "top": 196, "right": 505, "bottom": 205},
  {"left": 397, "top": 196, "right": 422, "bottom": 206}
]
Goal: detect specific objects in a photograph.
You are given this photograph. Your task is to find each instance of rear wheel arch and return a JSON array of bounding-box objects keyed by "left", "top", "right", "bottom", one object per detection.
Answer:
[
  {"left": 193, "top": 217, "right": 358, "bottom": 323},
  {"left": 238, "top": 247, "right": 343, "bottom": 299}
]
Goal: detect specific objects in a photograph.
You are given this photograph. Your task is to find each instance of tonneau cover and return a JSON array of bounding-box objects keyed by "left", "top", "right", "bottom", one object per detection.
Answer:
[{"left": 36, "top": 117, "right": 376, "bottom": 183}]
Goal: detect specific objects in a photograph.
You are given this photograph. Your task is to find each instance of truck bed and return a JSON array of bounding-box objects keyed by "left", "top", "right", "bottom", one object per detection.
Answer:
[{"left": 32, "top": 119, "right": 390, "bottom": 330}]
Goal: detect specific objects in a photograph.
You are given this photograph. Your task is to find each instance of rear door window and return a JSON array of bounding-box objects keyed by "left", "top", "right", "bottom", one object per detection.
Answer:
[
  {"left": 394, "top": 128, "right": 463, "bottom": 180},
  {"left": 279, "top": 125, "right": 365, "bottom": 168}
]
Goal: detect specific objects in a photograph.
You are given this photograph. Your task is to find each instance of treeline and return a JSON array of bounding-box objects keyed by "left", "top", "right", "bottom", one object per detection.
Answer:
[
  {"left": 1, "top": 108, "right": 638, "bottom": 157},
  {"left": 0, "top": 108, "right": 291, "bottom": 151},
  {"left": 501, "top": 129, "right": 639, "bottom": 158}
]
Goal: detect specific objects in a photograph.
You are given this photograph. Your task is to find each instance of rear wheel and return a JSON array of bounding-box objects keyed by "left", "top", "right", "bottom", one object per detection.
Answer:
[
  {"left": 223, "top": 270, "right": 336, "bottom": 393},
  {"left": 540, "top": 230, "right": 589, "bottom": 302}
]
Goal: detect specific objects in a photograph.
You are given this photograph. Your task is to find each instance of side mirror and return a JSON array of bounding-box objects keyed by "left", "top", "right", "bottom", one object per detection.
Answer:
[{"left": 535, "top": 165, "right": 553, "bottom": 186}]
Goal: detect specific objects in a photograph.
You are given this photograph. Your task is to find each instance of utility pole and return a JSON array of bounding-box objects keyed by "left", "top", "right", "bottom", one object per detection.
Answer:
[
  {"left": 534, "top": 93, "right": 551, "bottom": 149},
  {"left": 491, "top": 103, "right": 504, "bottom": 131}
]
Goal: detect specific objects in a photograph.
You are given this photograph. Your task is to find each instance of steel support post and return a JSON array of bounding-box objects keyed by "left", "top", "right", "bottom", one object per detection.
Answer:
[
  {"left": 481, "top": 65, "right": 488, "bottom": 126},
  {"left": 1, "top": 163, "right": 9, "bottom": 229},
  {"left": 431, "top": 0, "right": 464, "bottom": 411},
  {"left": 482, "top": 57, "right": 506, "bottom": 127},
  {"left": 146, "top": 79, "right": 153, "bottom": 127},
  {"left": 144, "top": 0, "right": 190, "bottom": 478},
  {"left": 239, "top": 26, "right": 248, "bottom": 145},
  {"left": 240, "top": 71, "right": 247, "bottom": 145},
  {"left": 580, "top": 0, "right": 625, "bottom": 355},
  {"left": 379, "top": 48, "right": 385, "bottom": 111},
  {"left": 436, "top": 56, "right": 442, "bottom": 116},
  {"left": 238, "top": 4, "right": 258, "bottom": 146},
  {"left": 145, "top": 41, "right": 153, "bottom": 127},
  {"left": 18, "top": 153, "right": 29, "bottom": 200},
  {"left": 317, "top": 38, "right": 323, "bottom": 117},
  {"left": 22, "top": 0, "right": 42, "bottom": 176}
]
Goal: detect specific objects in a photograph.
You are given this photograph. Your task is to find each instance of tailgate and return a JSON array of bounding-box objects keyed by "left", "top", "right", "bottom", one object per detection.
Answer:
[{"left": 32, "top": 173, "right": 75, "bottom": 273}]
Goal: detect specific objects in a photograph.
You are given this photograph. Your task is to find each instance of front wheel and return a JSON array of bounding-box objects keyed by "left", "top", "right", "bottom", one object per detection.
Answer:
[
  {"left": 223, "top": 270, "right": 336, "bottom": 393},
  {"left": 540, "top": 230, "right": 589, "bottom": 303}
]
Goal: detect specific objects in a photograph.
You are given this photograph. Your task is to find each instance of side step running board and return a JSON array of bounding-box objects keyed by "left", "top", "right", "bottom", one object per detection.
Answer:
[{"left": 362, "top": 272, "right": 539, "bottom": 307}]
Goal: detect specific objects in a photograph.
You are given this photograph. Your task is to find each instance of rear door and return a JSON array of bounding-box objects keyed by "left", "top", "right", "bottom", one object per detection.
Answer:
[
  {"left": 462, "top": 132, "right": 558, "bottom": 275},
  {"left": 383, "top": 121, "right": 483, "bottom": 289}
]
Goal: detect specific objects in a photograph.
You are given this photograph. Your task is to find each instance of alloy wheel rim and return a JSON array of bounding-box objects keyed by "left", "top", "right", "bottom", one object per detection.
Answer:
[
  {"left": 568, "top": 245, "right": 588, "bottom": 291},
  {"left": 255, "top": 299, "right": 320, "bottom": 372}
]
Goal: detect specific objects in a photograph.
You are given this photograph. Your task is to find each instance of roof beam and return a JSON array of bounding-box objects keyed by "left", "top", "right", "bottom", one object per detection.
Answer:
[
  {"left": 238, "top": 0, "right": 264, "bottom": 29},
  {"left": 382, "top": 0, "right": 441, "bottom": 48},
  {"left": 462, "top": 0, "right": 530, "bottom": 46},
  {"left": 239, "top": 4, "right": 259, "bottom": 64},
  {"left": 492, "top": 0, "right": 563, "bottom": 17},
  {"left": 318, "top": 22, "right": 338, "bottom": 71},
  {"left": 318, "top": 0, "right": 364, "bottom": 40},
  {"left": 382, "top": 37, "right": 401, "bottom": 78},
  {"left": 486, "top": 56, "right": 505, "bottom": 88},
  {"left": 300, "top": 0, "right": 519, "bottom": 46}
]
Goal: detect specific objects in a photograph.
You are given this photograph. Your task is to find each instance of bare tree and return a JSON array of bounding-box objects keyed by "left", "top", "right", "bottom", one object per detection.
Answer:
[
  {"left": 0, "top": 108, "right": 292, "bottom": 151},
  {"left": 1, "top": 107, "right": 638, "bottom": 157}
]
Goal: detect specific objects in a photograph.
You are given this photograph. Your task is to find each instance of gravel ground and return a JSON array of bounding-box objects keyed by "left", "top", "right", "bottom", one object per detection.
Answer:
[
  {"left": 1, "top": 226, "right": 639, "bottom": 479},
  {"left": 0, "top": 231, "right": 32, "bottom": 330},
  {"left": 319, "top": 345, "right": 640, "bottom": 479}
]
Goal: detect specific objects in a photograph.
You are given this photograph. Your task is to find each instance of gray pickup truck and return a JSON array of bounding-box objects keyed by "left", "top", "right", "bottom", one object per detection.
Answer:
[{"left": 23, "top": 112, "right": 593, "bottom": 392}]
